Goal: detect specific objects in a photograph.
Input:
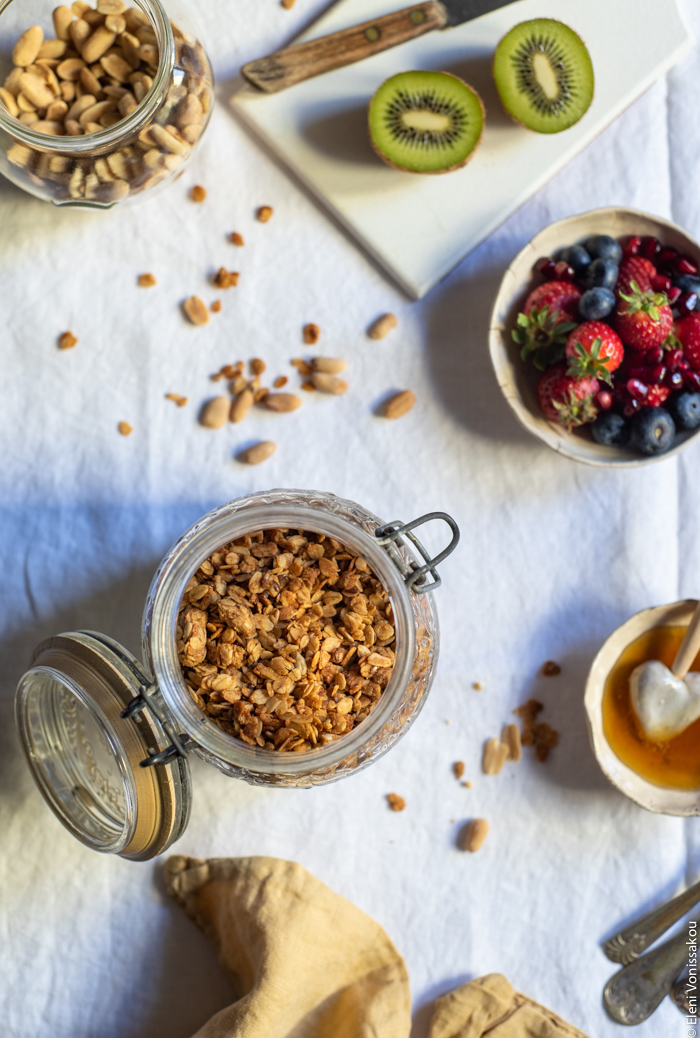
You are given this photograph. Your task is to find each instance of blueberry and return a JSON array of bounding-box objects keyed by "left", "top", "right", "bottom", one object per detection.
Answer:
[
  {"left": 669, "top": 392, "right": 700, "bottom": 430},
  {"left": 629, "top": 408, "right": 676, "bottom": 455},
  {"left": 587, "top": 257, "right": 619, "bottom": 291},
  {"left": 585, "top": 235, "right": 623, "bottom": 264},
  {"left": 579, "top": 287, "right": 615, "bottom": 321},
  {"left": 592, "top": 412, "right": 630, "bottom": 448},
  {"left": 560, "top": 244, "right": 591, "bottom": 277},
  {"left": 674, "top": 274, "right": 700, "bottom": 297}
]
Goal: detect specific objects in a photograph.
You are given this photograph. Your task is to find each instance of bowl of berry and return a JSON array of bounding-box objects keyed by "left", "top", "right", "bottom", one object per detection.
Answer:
[{"left": 489, "top": 208, "right": 700, "bottom": 466}]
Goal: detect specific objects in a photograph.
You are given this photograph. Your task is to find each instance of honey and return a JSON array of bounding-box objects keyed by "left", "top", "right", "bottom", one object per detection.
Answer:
[{"left": 603, "top": 625, "right": 700, "bottom": 790}]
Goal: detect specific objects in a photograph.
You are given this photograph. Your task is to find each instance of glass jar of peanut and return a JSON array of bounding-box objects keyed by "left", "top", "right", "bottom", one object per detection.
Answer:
[
  {"left": 15, "top": 490, "right": 459, "bottom": 860},
  {"left": 0, "top": 0, "right": 213, "bottom": 207}
]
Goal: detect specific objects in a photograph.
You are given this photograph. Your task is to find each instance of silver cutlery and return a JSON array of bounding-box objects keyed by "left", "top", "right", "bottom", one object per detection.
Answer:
[{"left": 603, "top": 879, "right": 700, "bottom": 965}]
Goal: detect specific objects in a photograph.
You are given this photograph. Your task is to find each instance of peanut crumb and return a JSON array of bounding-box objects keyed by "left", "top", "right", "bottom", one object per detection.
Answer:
[
  {"left": 213, "top": 268, "right": 239, "bottom": 289},
  {"left": 191, "top": 184, "right": 206, "bottom": 203},
  {"left": 211, "top": 301, "right": 222, "bottom": 313},
  {"left": 303, "top": 323, "right": 320, "bottom": 345},
  {"left": 463, "top": 781, "right": 473, "bottom": 788},
  {"left": 301, "top": 380, "right": 316, "bottom": 392},
  {"left": 230, "top": 232, "right": 244, "bottom": 246},
  {"left": 514, "top": 700, "right": 559, "bottom": 763},
  {"left": 254, "top": 387, "right": 269, "bottom": 404},
  {"left": 281, "top": 0, "right": 296, "bottom": 8},
  {"left": 454, "top": 761, "right": 465, "bottom": 780},
  {"left": 472, "top": 682, "right": 482, "bottom": 691},
  {"left": 257, "top": 205, "right": 273, "bottom": 223},
  {"left": 387, "top": 793, "right": 405, "bottom": 812},
  {"left": 138, "top": 273, "right": 156, "bottom": 288},
  {"left": 542, "top": 660, "right": 561, "bottom": 677},
  {"left": 273, "top": 375, "right": 288, "bottom": 389},
  {"left": 165, "top": 393, "right": 188, "bottom": 407},
  {"left": 118, "top": 421, "right": 133, "bottom": 436},
  {"left": 58, "top": 331, "right": 78, "bottom": 350},
  {"left": 250, "top": 358, "right": 266, "bottom": 376}
]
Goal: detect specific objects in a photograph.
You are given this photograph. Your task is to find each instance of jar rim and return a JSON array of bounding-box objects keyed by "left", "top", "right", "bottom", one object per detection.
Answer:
[
  {"left": 143, "top": 491, "right": 423, "bottom": 780},
  {"left": 0, "top": 0, "right": 175, "bottom": 152}
]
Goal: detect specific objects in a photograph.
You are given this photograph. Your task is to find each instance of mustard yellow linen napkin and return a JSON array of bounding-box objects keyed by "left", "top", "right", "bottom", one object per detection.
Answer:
[{"left": 163, "top": 856, "right": 588, "bottom": 1038}]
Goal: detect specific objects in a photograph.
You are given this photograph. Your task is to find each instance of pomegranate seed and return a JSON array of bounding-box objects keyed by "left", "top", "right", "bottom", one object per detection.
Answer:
[
  {"left": 646, "top": 347, "right": 664, "bottom": 365},
  {"left": 684, "top": 370, "right": 700, "bottom": 391},
  {"left": 677, "top": 257, "right": 699, "bottom": 276},
  {"left": 595, "top": 390, "right": 613, "bottom": 410},
  {"left": 646, "top": 364, "right": 666, "bottom": 385},
  {"left": 666, "top": 349, "right": 683, "bottom": 369},
  {"left": 624, "top": 236, "right": 642, "bottom": 257},
  {"left": 677, "top": 292, "right": 699, "bottom": 318},
  {"left": 668, "top": 286, "right": 682, "bottom": 305},
  {"left": 535, "top": 257, "right": 556, "bottom": 278},
  {"left": 658, "top": 246, "right": 679, "bottom": 265},
  {"left": 553, "top": 261, "right": 575, "bottom": 282},
  {"left": 627, "top": 378, "right": 649, "bottom": 401},
  {"left": 678, "top": 357, "right": 691, "bottom": 372},
  {"left": 640, "top": 236, "right": 660, "bottom": 260},
  {"left": 624, "top": 400, "right": 642, "bottom": 417},
  {"left": 664, "top": 370, "right": 684, "bottom": 390},
  {"left": 651, "top": 274, "right": 672, "bottom": 293}
]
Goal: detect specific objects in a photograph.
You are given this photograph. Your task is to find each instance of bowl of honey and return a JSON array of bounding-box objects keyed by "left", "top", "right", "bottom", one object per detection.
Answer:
[{"left": 585, "top": 599, "right": 700, "bottom": 815}]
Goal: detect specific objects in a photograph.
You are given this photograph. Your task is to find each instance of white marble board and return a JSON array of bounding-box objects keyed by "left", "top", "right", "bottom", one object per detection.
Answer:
[{"left": 231, "top": 0, "right": 694, "bottom": 299}]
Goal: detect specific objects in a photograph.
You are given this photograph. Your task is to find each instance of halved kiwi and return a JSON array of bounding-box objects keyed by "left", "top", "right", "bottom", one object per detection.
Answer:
[
  {"left": 493, "top": 19, "right": 594, "bottom": 134},
  {"left": 368, "top": 71, "right": 485, "bottom": 174}
]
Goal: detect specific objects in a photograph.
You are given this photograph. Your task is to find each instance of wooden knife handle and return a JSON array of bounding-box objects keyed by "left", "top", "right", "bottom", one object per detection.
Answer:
[{"left": 241, "top": 2, "right": 448, "bottom": 94}]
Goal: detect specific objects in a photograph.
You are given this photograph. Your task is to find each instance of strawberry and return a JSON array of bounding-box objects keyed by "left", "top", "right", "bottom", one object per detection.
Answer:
[
  {"left": 512, "top": 281, "right": 581, "bottom": 371},
  {"left": 675, "top": 313, "right": 700, "bottom": 370},
  {"left": 537, "top": 363, "right": 599, "bottom": 430},
  {"left": 565, "top": 321, "right": 624, "bottom": 384},
  {"left": 616, "top": 257, "right": 656, "bottom": 295},
  {"left": 616, "top": 280, "right": 674, "bottom": 352},
  {"left": 647, "top": 385, "right": 671, "bottom": 407}
]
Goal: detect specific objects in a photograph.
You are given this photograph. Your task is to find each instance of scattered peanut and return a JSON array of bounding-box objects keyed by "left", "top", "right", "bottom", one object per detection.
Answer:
[
  {"left": 257, "top": 205, "right": 273, "bottom": 222},
  {"left": 387, "top": 793, "right": 405, "bottom": 812},
  {"left": 165, "top": 393, "right": 188, "bottom": 407},
  {"left": 454, "top": 761, "right": 465, "bottom": 780},
  {"left": 368, "top": 313, "right": 398, "bottom": 340},
  {"left": 191, "top": 184, "right": 206, "bottom": 202},
  {"left": 264, "top": 393, "right": 302, "bottom": 413},
  {"left": 13, "top": 26, "right": 44, "bottom": 68},
  {"left": 515, "top": 700, "right": 559, "bottom": 763},
  {"left": 213, "top": 268, "right": 239, "bottom": 289},
  {"left": 230, "top": 231, "right": 244, "bottom": 246},
  {"left": 118, "top": 421, "right": 133, "bottom": 436},
  {"left": 281, "top": 0, "right": 296, "bottom": 8},
  {"left": 138, "top": 273, "right": 156, "bottom": 287},
  {"left": 472, "top": 682, "right": 483, "bottom": 691},
  {"left": 312, "top": 356, "right": 347, "bottom": 374},
  {"left": 312, "top": 372, "right": 348, "bottom": 395},
  {"left": 211, "top": 300, "right": 222, "bottom": 313},
  {"left": 250, "top": 358, "right": 266, "bottom": 376},
  {"left": 273, "top": 376, "right": 288, "bottom": 389},
  {"left": 459, "top": 818, "right": 489, "bottom": 853},
  {"left": 502, "top": 723, "right": 522, "bottom": 762},
  {"left": 58, "top": 330, "right": 78, "bottom": 350},
  {"left": 183, "top": 296, "right": 209, "bottom": 326},
  {"left": 301, "top": 381, "right": 316, "bottom": 392},
  {"left": 230, "top": 387, "right": 254, "bottom": 424},
  {"left": 237, "top": 441, "right": 276, "bottom": 465},
  {"left": 542, "top": 660, "right": 561, "bottom": 676},
  {"left": 383, "top": 390, "right": 415, "bottom": 419},
  {"left": 482, "top": 738, "right": 509, "bottom": 776},
  {"left": 303, "top": 323, "right": 320, "bottom": 345},
  {"left": 199, "top": 396, "right": 230, "bottom": 429}
]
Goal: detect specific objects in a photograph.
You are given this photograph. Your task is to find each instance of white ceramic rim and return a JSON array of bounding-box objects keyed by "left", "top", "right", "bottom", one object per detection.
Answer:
[
  {"left": 489, "top": 206, "right": 700, "bottom": 468},
  {"left": 584, "top": 599, "right": 700, "bottom": 816}
]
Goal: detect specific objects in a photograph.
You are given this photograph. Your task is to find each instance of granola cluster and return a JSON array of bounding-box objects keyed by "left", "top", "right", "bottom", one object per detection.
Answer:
[{"left": 177, "top": 529, "right": 397, "bottom": 752}]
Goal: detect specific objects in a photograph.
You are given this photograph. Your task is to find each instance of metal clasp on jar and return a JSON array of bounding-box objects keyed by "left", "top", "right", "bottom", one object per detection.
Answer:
[{"left": 375, "top": 512, "right": 460, "bottom": 593}]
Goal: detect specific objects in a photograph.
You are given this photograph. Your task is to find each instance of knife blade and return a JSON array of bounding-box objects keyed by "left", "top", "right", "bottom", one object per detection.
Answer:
[{"left": 241, "top": 0, "right": 517, "bottom": 94}]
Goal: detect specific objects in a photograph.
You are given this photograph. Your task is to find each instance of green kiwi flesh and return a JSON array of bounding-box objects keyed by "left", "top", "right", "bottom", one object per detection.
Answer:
[
  {"left": 368, "top": 71, "right": 485, "bottom": 174},
  {"left": 493, "top": 19, "right": 594, "bottom": 134}
]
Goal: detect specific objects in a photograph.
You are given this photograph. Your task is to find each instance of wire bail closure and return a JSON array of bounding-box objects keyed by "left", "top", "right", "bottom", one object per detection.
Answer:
[
  {"left": 375, "top": 512, "right": 460, "bottom": 593},
  {"left": 120, "top": 682, "right": 191, "bottom": 768}
]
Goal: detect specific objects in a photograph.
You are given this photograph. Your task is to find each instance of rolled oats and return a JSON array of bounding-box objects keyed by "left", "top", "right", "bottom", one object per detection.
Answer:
[{"left": 177, "top": 528, "right": 397, "bottom": 752}]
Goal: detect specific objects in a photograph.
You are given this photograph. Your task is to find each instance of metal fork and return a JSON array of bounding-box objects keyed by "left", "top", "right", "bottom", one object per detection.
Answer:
[{"left": 603, "top": 879, "right": 700, "bottom": 965}]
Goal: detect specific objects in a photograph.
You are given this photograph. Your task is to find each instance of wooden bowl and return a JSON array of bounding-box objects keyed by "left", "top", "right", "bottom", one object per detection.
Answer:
[
  {"left": 584, "top": 600, "right": 700, "bottom": 816},
  {"left": 489, "top": 207, "right": 700, "bottom": 468}
]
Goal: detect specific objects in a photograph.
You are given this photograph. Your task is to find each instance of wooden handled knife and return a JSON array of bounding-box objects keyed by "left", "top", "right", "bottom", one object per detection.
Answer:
[{"left": 242, "top": 0, "right": 516, "bottom": 94}]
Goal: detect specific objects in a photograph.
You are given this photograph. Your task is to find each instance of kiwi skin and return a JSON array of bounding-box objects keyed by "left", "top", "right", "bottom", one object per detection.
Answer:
[
  {"left": 369, "top": 72, "right": 486, "bottom": 176},
  {"left": 492, "top": 20, "right": 594, "bottom": 134}
]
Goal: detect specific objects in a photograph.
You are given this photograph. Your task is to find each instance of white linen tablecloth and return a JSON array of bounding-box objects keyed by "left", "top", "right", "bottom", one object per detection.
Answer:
[{"left": 1, "top": 2, "right": 700, "bottom": 1035}]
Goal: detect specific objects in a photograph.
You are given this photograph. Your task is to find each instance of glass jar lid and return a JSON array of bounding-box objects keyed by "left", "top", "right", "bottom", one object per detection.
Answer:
[{"left": 15, "top": 631, "right": 191, "bottom": 861}]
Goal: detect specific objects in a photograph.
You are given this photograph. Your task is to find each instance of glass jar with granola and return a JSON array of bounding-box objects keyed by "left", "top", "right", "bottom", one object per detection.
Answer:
[
  {"left": 15, "top": 490, "right": 459, "bottom": 860},
  {"left": 0, "top": 0, "right": 212, "bottom": 207}
]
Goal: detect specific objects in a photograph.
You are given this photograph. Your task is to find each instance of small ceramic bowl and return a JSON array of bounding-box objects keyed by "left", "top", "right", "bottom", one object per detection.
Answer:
[
  {"left": 489, "top": 207, "right": 700, "bottom": 468},
  {"left": 584, "top": 599, "right": 700, "bottom": 816}
]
